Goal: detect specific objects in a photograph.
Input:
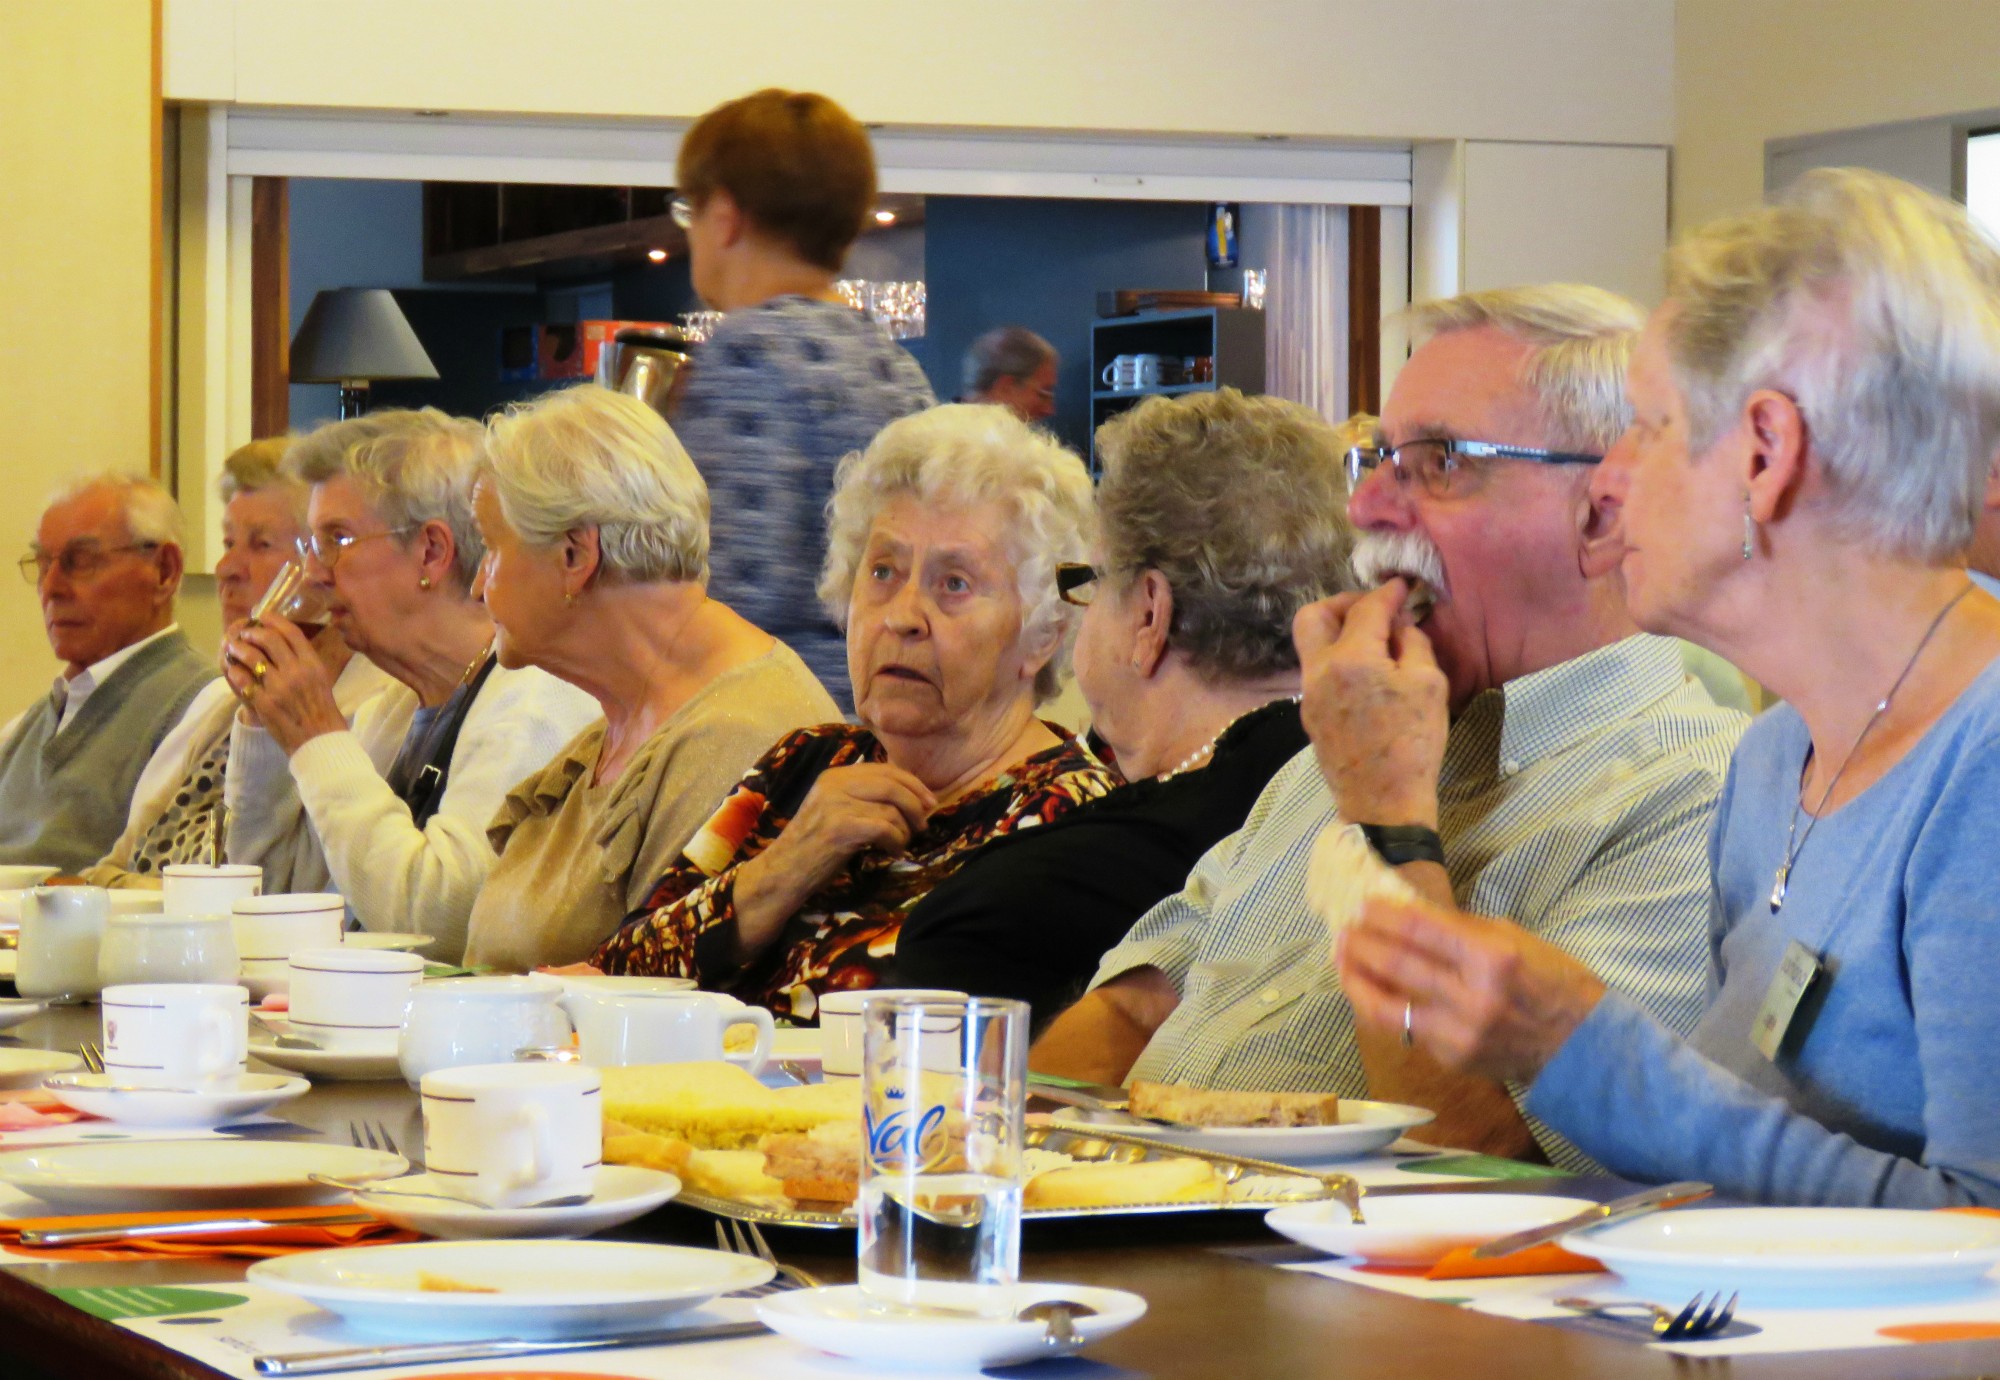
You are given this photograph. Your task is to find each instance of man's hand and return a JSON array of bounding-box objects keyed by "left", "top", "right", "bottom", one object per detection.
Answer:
[
  {"left": 1292, "top": 580, "right": 1450, "bottom": 828},
  {"left": 221, "top": 616, "right": 349, "bottom": 755}
]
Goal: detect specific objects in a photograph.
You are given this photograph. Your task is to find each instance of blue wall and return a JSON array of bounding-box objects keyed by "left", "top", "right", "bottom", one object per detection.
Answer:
[{"left": 921, "top": 196, "right": 1212, "bottom": 454}]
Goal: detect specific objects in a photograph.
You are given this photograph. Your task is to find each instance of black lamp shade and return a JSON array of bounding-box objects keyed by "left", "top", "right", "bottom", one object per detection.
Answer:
[{"left": 289, "top": 289, "right": 439, "bottom": 385}]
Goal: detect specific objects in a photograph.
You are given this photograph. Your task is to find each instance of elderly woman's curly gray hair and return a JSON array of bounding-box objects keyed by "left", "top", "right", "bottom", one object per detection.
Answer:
[
  {"left": 285, "top": 408, "right": 487, "bottom": 591},
  {"left": 1095, "top": 388, "right": 1358, "bottom": 682},
  {"left": 818, "top": 404, "right": 1095, "bottom": 704},
  {"left": 480, "top": 384, "right": 709, "bottom": 586}
]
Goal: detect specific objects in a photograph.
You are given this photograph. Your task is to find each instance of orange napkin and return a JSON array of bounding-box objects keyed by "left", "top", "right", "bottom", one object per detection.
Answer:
[
  {"left": 0, "top": 1088, "right": 91, "bottom": 1132},
  {"left": 0, "top": 1204, "right": 422, "bottom": 1261},
  {"left": 1426, "top": 1242, "right": 1604, "bottom": 1279}
]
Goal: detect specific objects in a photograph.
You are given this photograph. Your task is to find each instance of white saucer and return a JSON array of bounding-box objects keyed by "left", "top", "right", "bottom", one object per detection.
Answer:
[
  {"left": 1266, "top": 1194, "right": 1596, "bottom": 1266},
  {"left": 250, "top": 1239, "right": 772, "bottom": 1340},
  {"left": 42, "top": 1071, "right": 311, "bottom": 1129},
  {"left": 0, "top": 999, "right": 47, "bottom": 1032},
  {"left": 341, "top": 932, "right": 435, "bottom": 952},
  {"left": 0, "top": 1047, "right": 82, "bottom": 1087},
  {"left": 1052, "top": 1099, "right": 1435, "bottom": 1161},
  {"left": 250, "top": 1029, "right": 402, "bottom": 1082},
  {"left": 757, "top": 1283, "right": 1147, "bottom": 1370},
  {"left": 0, "top": 1139, "right": 405, "bottom": 1210},
  {"left": 353, "top": 1165, "right": 681, "bottom": 1240}
]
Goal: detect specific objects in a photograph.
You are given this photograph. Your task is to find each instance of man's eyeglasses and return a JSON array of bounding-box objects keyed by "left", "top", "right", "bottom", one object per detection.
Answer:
[
  {"left": 670, "top": 196, "right": 695, "bottom": 230},
  {"left": 297, "top": 527, "right": 413, "bottom": 570},
  {"left": 1056, "top": 562, "right": 1099, "bottom": 607},
  {"left": 19, "top": 542, "right": 160, "bottom": 584},
  {"left": 1344, "top": 438, "right": 1602, "bottom": 498}
]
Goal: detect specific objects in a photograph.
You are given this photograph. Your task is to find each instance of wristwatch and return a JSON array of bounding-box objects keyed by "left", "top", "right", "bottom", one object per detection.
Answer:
[{"left": 1358, "top": 823, "right": 1446, "bottom": 868}]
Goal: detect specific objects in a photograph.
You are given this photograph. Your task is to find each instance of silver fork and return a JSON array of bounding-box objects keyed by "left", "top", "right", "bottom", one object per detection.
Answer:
[
  {"left": 347, "top": 1119, "right": 399, "bottom": 1155},
  {"left": 714, "top": 1219, "right": 824, "bottom": 1295},
  {"left": 1557, "top": 1291, "right": 1738, "bottom": 1341},
  {"left": 78, "top": 1042, "right": 104, "bottom": 1074}
]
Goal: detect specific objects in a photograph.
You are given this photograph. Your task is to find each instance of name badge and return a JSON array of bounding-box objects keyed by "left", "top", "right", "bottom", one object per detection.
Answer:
[{"left": 1750, "top": 939, "right": 1823, "bottom": 1062}]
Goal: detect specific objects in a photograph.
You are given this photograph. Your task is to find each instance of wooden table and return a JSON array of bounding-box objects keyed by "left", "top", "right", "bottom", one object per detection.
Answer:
[{"left": 1, "top": 1005, "right": 1997, "bottom": 1380}]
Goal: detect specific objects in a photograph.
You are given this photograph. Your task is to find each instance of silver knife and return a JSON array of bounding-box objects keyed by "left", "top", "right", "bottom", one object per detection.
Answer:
[
  {"left": 1026, "top": 1072, "right": 1132, "bottom": 1111},
  {"left": 251, "top": 1320, "right": 771, "bottom": 1374},
  {"left": 1470, "top": 1180, "right": 1712, "bottom": 1259},
  {"left": 20, "top": 1212, "right": 378, "bottom": 1247}
]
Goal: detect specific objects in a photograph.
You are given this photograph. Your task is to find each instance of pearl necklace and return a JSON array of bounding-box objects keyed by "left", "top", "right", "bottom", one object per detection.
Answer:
[{"left": 1158, "top": 696, "right": 1301, "bottom": 781}]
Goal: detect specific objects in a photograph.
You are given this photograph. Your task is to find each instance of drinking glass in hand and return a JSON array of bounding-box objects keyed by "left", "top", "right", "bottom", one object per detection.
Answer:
[
  {"left": 250, "top": 560, "right": 334, "bottom": 638},
  {"left": 858, "top": 995, "right": 1029, "bottom": 1317}
]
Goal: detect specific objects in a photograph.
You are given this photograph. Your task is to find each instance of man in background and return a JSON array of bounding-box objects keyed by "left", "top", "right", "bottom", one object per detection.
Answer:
[
  {"left": 0, "top": 475, "right": 215, "bottom": 871},
  {"left": 963, "top": 326, "right": 1058, "bottom": 424}
]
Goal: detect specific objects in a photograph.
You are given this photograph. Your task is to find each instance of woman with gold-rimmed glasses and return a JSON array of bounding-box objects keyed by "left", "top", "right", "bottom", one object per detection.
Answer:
[{"left": 219, "top": 409, "right": 597, "bottom": 962}]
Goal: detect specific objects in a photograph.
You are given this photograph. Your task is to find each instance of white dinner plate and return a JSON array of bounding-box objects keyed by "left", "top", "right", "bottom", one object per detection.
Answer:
[
  {"left": 0, "top": 1139, "right": 405, "bottom": 1211},
  {"left": 757, "top": 1283, "right": 1147, "bottom": 1370},
  {"left": 1568, "top": 1207, "right": 2000, "bottom": 1307},
  {"left": 1266, "top": 1194, "right": 1596, "bottom": 1266},
  {"left": 0, "top": 1047, "right": 82, "bottom": 1087},
  {"left": 352, "top": 1165, "right": 681, "bottom": 1241},
  {"left": 0, "top": 1000, "right": 47, "bottom": 1032},
  {"left": 1052, "top": 1099, "right": 1435, "bottom": 1162},
  {"left": 340, "top": 932, "right": 435, "bottom": 952},
  {"left": 249, "top": 1239, "right": 773, "bottom": 1340},
  {"left": 249, "top": 1031, "right": 403, "bottom": 1082},
  {"left": 41, "top": 1072, "right": 310, "bottom": 1129}
]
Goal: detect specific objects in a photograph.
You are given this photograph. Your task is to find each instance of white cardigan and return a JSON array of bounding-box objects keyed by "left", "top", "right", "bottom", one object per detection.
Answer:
[{"left": 224, "top": 663, "right": 599, "bottom": 963}]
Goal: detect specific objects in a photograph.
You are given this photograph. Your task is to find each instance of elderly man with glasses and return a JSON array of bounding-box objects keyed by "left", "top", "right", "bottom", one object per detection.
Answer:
[
  {"left": 1032, "top": 285, "right": 1749, "bottom": 1166},
  {"left": 0, "top": 475, "right": 216, "bottom": 871}
]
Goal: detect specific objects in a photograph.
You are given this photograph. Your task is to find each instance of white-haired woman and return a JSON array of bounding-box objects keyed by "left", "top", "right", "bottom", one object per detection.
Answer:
[
  {"left": 1338, "top": 169, "right": 2000, "bottom": 1207},
  {"left": 221, "top": 409, "right": 598, "bottom": 962},
  {"left": 85, "top": 438, "right": 394, "bottom": 885},
  {"left": 463, "top": 386, "right": 837, "bottom": 971},
  {"left": 898, "top": 391, "right": 1357, "bottom": 1020},
  {"left": 585, "top": 404, "right": 1115, "bottom": 1019}
]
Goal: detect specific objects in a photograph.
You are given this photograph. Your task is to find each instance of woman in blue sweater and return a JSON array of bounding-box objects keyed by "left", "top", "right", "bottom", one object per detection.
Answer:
[{"left": 1334, "top": 168, "right": 2000, "bottom": 1208}]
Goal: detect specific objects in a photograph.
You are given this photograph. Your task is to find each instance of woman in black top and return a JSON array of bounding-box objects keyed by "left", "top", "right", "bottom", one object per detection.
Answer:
[{"left": 898, "top": 392, "right": 1368, "bottom": 1022}]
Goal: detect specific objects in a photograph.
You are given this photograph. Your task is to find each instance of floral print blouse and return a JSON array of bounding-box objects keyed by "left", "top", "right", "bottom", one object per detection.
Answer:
[{"left": 591, "top": 723, "right": 1115, "bottom": 1021}]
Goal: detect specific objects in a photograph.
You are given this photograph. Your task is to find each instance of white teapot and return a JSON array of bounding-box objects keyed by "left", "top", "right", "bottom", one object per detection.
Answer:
[{"left": 557, "top": 979, "right": 774, "bottom": 1072}]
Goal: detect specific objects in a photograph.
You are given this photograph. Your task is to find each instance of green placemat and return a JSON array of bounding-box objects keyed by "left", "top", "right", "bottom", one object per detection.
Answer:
[
  {"left": 1399, "top": 1154, "right": 1571, "bottom": 1180},
  {"left": 52, "top": 1286, "right": 247, "bottom": 1321}
]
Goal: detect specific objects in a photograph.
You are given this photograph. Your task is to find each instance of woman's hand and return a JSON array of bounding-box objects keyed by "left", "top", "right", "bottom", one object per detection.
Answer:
[
  {"left": 1335, "top": 892, "right": 1608, "bottom": 1085},
  {"left": 730, "top": 763, "right": 937, "bottom": 959},
  {"left": 221, "top": 615, "right": 349, "bottom": 756}
]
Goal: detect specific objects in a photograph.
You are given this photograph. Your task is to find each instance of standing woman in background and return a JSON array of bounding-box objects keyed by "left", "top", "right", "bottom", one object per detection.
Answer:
[{"left": 670, "top": 87, "right": 935, "bottom": 711}]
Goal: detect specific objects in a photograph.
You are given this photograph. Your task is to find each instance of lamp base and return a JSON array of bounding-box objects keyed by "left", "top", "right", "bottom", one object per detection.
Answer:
[{"left": 336, "top": 383, "right": 372, "bottom": 419}]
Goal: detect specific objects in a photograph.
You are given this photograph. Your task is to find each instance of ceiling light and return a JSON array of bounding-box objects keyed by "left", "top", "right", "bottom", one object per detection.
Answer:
[
  {"left": 647, "top": 248, "right": 668, "bottom": 262},
  {"left": 874, "top": 210, "right": 897, "bottom": 225}
]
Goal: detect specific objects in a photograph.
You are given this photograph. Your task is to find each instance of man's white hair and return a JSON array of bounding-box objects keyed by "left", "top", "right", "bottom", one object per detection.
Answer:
[
  {"left": 819, "top": 403, "right": 1095, "bottom": 705},
  {"left": 1403, "top": 284, "right": 1645, "bottom": 451},
  {"left": 1666, "top": 166, "right": 2000, "bottom": 564},
  {"left": 46, "top": 472, "right": 186, "bottom": 550},
  {"left": 481, "top": 384, "right": 709, "bottom": 586}
]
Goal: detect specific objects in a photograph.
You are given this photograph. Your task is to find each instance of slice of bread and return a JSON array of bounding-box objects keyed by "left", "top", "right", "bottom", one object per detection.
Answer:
[
  {"left": 1127, "top": 1080, "right": 1344, "bottom": 1128},
  {"left": 599, "top": 1060, "right": 861, "bottom": 1149},
  {"left": 1023, "top": 1156, "right": 1224, "bottom": 1209},
  {"left": 680, "top": 1148, "right": 788, "bottom": 1206}
]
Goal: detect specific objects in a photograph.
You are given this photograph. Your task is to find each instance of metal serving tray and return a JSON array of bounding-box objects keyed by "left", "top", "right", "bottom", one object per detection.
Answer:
[{"left": 671, "top": 1122, "right": 1351, "bottom": 1231}]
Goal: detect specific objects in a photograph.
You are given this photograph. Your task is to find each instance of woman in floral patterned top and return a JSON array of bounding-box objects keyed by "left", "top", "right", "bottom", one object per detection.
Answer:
[{"left": 587, "top": 404, "right": 1114, "bottom": 1020}]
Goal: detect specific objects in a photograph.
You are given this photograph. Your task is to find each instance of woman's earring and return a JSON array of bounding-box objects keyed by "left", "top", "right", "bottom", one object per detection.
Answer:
[
  {"left": 419, "top": 575, "right": 433, "bottom": 590},
  {"left": 1741, "top": 499, "right": 1756, "bottom": 561},
  {"left": 564, "top": 591, "right": 577, "bottom": 607}
]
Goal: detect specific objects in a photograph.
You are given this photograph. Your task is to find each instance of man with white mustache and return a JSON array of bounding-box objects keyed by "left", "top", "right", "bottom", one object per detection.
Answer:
[{"left": 1033, "top": 285, "right": 1749, "bottom": 1164}]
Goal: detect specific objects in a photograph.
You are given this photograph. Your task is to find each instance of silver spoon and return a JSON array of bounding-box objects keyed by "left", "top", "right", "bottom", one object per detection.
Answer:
[
  {"left": 1019, "top": 1299, "right": 1097, "bottom": 1351},
  {"left": 250, "top": 1013, "right": 323, "bottom": 1051},
  {"left": 308, "top": 1173, "right": 592, "bottom": 1209}
]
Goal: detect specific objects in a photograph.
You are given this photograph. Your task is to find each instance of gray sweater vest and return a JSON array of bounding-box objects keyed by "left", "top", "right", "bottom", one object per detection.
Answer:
[{"left": 0, "top": 631, "right": 216, "bottom": 872}]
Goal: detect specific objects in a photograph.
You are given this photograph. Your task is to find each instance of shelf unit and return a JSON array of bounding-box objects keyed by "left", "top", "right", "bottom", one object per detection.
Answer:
[{"left": 1088, "top": 307, "right": 1266, "bottom": 468}]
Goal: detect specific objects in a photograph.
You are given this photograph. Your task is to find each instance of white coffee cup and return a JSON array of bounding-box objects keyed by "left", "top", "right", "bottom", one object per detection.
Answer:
[
  {"left": 101, "top": 982, "right": 249, "bottom": 1088},
  {"left": 398, "top": 975, "right": 573, "bottom": 1087},
  {"left": 560, "top": 986, "right": 775, "bottom": 1071},
  {"left": 820, "top": 988, "right": 967, "bottom": 1076},
  {"left": 16, "top": 886, "right": 110, "bottom": 1003},
  {"left": 232, "top": 893, "right": 345, "bottom": 961},
  {"left": 420, "top": 1061, "right": 602, "bottom": 1208},
  {"left": 287, "top": 946, "right": 424, "bottom": 1051},
  {"left": 96, "top": 912, "right": 239, "bottom": 988},
  {"left": 160, "top": 863, "right": 263, "bottom": 917}
]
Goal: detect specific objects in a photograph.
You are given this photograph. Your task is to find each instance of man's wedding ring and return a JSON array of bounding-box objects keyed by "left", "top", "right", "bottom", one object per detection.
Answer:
[{"left": 1401, "top": 999, "right": 1415, "bottom": 1048}]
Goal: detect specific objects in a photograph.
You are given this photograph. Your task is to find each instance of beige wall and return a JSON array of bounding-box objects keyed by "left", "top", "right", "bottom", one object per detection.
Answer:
[
  {"left": 0, "top": 3, "right": 159, "bottom": 712},
  {"left": 1675, "top": 0, "right": 2000, "bottom": 229},
  {"left": 168, "top": 0, "right": 1674, "bottom": 145}
]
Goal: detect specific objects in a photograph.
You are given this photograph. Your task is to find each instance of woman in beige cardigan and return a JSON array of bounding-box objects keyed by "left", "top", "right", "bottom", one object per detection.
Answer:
[{"left": 462, "top": 384, "right": 837, "bottom": 971}]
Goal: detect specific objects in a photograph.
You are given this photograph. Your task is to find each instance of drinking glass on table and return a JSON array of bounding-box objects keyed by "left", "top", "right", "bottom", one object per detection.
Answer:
[{"left": 858, "top": 995, "right": 1029, "bottom": 1317}]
